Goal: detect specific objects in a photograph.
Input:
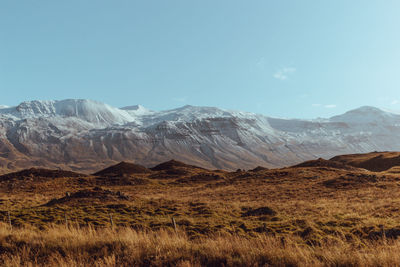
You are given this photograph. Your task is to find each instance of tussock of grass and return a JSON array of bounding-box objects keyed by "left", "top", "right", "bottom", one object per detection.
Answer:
[{"left": 1, "top": 223, "right": 400, "bottom": 266}]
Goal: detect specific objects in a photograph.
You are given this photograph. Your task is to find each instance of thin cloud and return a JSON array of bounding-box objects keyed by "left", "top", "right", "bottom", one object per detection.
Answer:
[
  {"left": 312, "top": 104, "right": 337, "bottom": 109},
  {"left": 273, "top": 67, "right": 296, "bottom": 80},
  {"left": 391, "top": 100, "right": 399, "bottom": 105},
  {"left": 324, "top": 104, "right": 337, "bottom": 109}
]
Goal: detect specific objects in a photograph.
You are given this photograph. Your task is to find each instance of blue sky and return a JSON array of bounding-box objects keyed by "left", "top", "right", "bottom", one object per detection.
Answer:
[{"left": 1, "top": 1, "right": 400, "bottom": 118}]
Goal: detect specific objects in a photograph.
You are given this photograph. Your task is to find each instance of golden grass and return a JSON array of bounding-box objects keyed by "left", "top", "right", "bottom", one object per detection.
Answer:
[
  {"left": 3, "top": 164, "right": 400, "bottom": 265},
  {"left": 1, "top": 223, "right": 400, "bottom": 266}
]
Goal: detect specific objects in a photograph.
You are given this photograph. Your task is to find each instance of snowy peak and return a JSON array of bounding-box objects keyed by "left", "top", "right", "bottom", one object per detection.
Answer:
[
  {"left": 121, "top": 104, "right": 146, "bottom": 111},
  {"left": 3, "top": 99, "right": 136, "bottom": 125},
  {"left": 5, "top": 99, "right": 396, "bottom": 132},
  {"left": 152, "top": 105, "right": 235, "bottom": 122},
  {"left": 330, "top": 106, "right": 400, "bottom": 124},
  {"left": 0, "top": 100, "right": 400, "bottom": 172},
  {"left": 53, "top": 99, "right": 135, "bottom": 125},
  {"left": 121, "top": 105, "right": 154, "bottom": 116},
  {"left": 169, "top": 105, "right": 232, "bottom": 115},
  {"left": 16, "top": 100, "right": 57, "bottom": 116},
  {"left": 2, "top": 99, "right": 400, "bottom": 128}
]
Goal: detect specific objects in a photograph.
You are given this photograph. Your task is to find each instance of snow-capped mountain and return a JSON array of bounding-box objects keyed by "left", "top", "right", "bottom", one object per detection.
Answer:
[
  {"left": 0, "top": 99, "right": 136, "bottom": 126},
  {"left": 330, "top": 106, "right": 400, "bottom": 124},
  {"left": 0, "top": 99, "right": 399, "bottom": 173}
]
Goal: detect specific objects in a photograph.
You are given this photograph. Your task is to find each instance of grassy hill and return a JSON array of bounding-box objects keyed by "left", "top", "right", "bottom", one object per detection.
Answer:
[{"left": 1, "top": 153, "right": 400, "bottom": 266}]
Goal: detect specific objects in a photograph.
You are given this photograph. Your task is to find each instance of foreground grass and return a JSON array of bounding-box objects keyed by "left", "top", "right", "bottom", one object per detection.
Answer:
[
  {"left": 1, "top": 223, "right": 400, "bottom": 266},
  {"left": 3, "top": 165, "right": 400, "bottom": 265}
]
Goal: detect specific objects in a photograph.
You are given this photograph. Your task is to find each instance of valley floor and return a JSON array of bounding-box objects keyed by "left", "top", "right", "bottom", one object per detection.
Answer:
[{"left": 1, "top": 157, "right": 400, "bottom": 266}]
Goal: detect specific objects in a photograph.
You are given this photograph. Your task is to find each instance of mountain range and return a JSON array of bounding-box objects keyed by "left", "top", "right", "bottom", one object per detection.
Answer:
[{"left": 0, "top": 99, "right": 399, "bottom": 173}]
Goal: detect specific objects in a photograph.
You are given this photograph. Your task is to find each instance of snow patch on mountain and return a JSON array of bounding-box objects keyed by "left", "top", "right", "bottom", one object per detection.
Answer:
[
  {"left": 0, "top": 99, "right": 136, "bottom": 126},
  {"left": 330, "top": 106, "right": 400, "bottom": 124},
  {"left": 121, "top": 105, "right": 154, "bottom": 116},
  {"left": 155, "top": 105, "right": 233, "bottom": 121},
  {"left": 0, "top": 99, "right": 400, "bottom": 171}
]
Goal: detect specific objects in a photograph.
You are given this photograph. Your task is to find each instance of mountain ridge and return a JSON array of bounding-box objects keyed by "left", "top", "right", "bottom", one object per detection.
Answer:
[{"left": 0, "top": 99, "right": 398, "bottom": 173}]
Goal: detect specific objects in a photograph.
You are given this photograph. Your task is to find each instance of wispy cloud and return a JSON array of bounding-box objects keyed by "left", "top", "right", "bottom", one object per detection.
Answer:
[
  {"left": 312, "top": 104, "right": 337, "bottom": 109},
  {"left": 377, "top": 97, "right": 400, "bottom": 106},
  {"left": 273, "top": 67, "right": 296, "bottom": 80},
  {"left": 324, "top": 104, "right": 337, "bottom": 109}
]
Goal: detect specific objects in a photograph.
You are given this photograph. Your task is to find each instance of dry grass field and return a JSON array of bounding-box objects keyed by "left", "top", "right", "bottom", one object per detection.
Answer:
[{"left": 1, "top": 154, "right": 400, "bottom": 266}]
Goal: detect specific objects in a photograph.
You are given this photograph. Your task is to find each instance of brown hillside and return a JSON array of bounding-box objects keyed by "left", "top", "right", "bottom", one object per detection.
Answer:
[
  {"left": 2, "top": 153, "right": 400, "bottom": 265},
  {"left": 385, "top": 166, "right": 400, "bottom": 174},
  {"left": 0, "top": 168, "right": 87, "bottom": 181},
  {"left": 151, "top": 159, "right": 204, "bottom": 171},
  {"left": 292, "top": 158, "right": 358, "bottom": 171},
  {"left": 93, "top": 161, "right": 151, "bottom": 177},
  {"left": 331, "top": 151, "right": 400, "bottom": 172},
  {"left": 149, "top": 159, "right": 206, "bottom": 177}
]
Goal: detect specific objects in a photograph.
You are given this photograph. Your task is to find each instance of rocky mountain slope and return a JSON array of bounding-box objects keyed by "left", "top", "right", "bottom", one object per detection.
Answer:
[{"left": 0, "top": 99, "right": 399, "bottom": 173}]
